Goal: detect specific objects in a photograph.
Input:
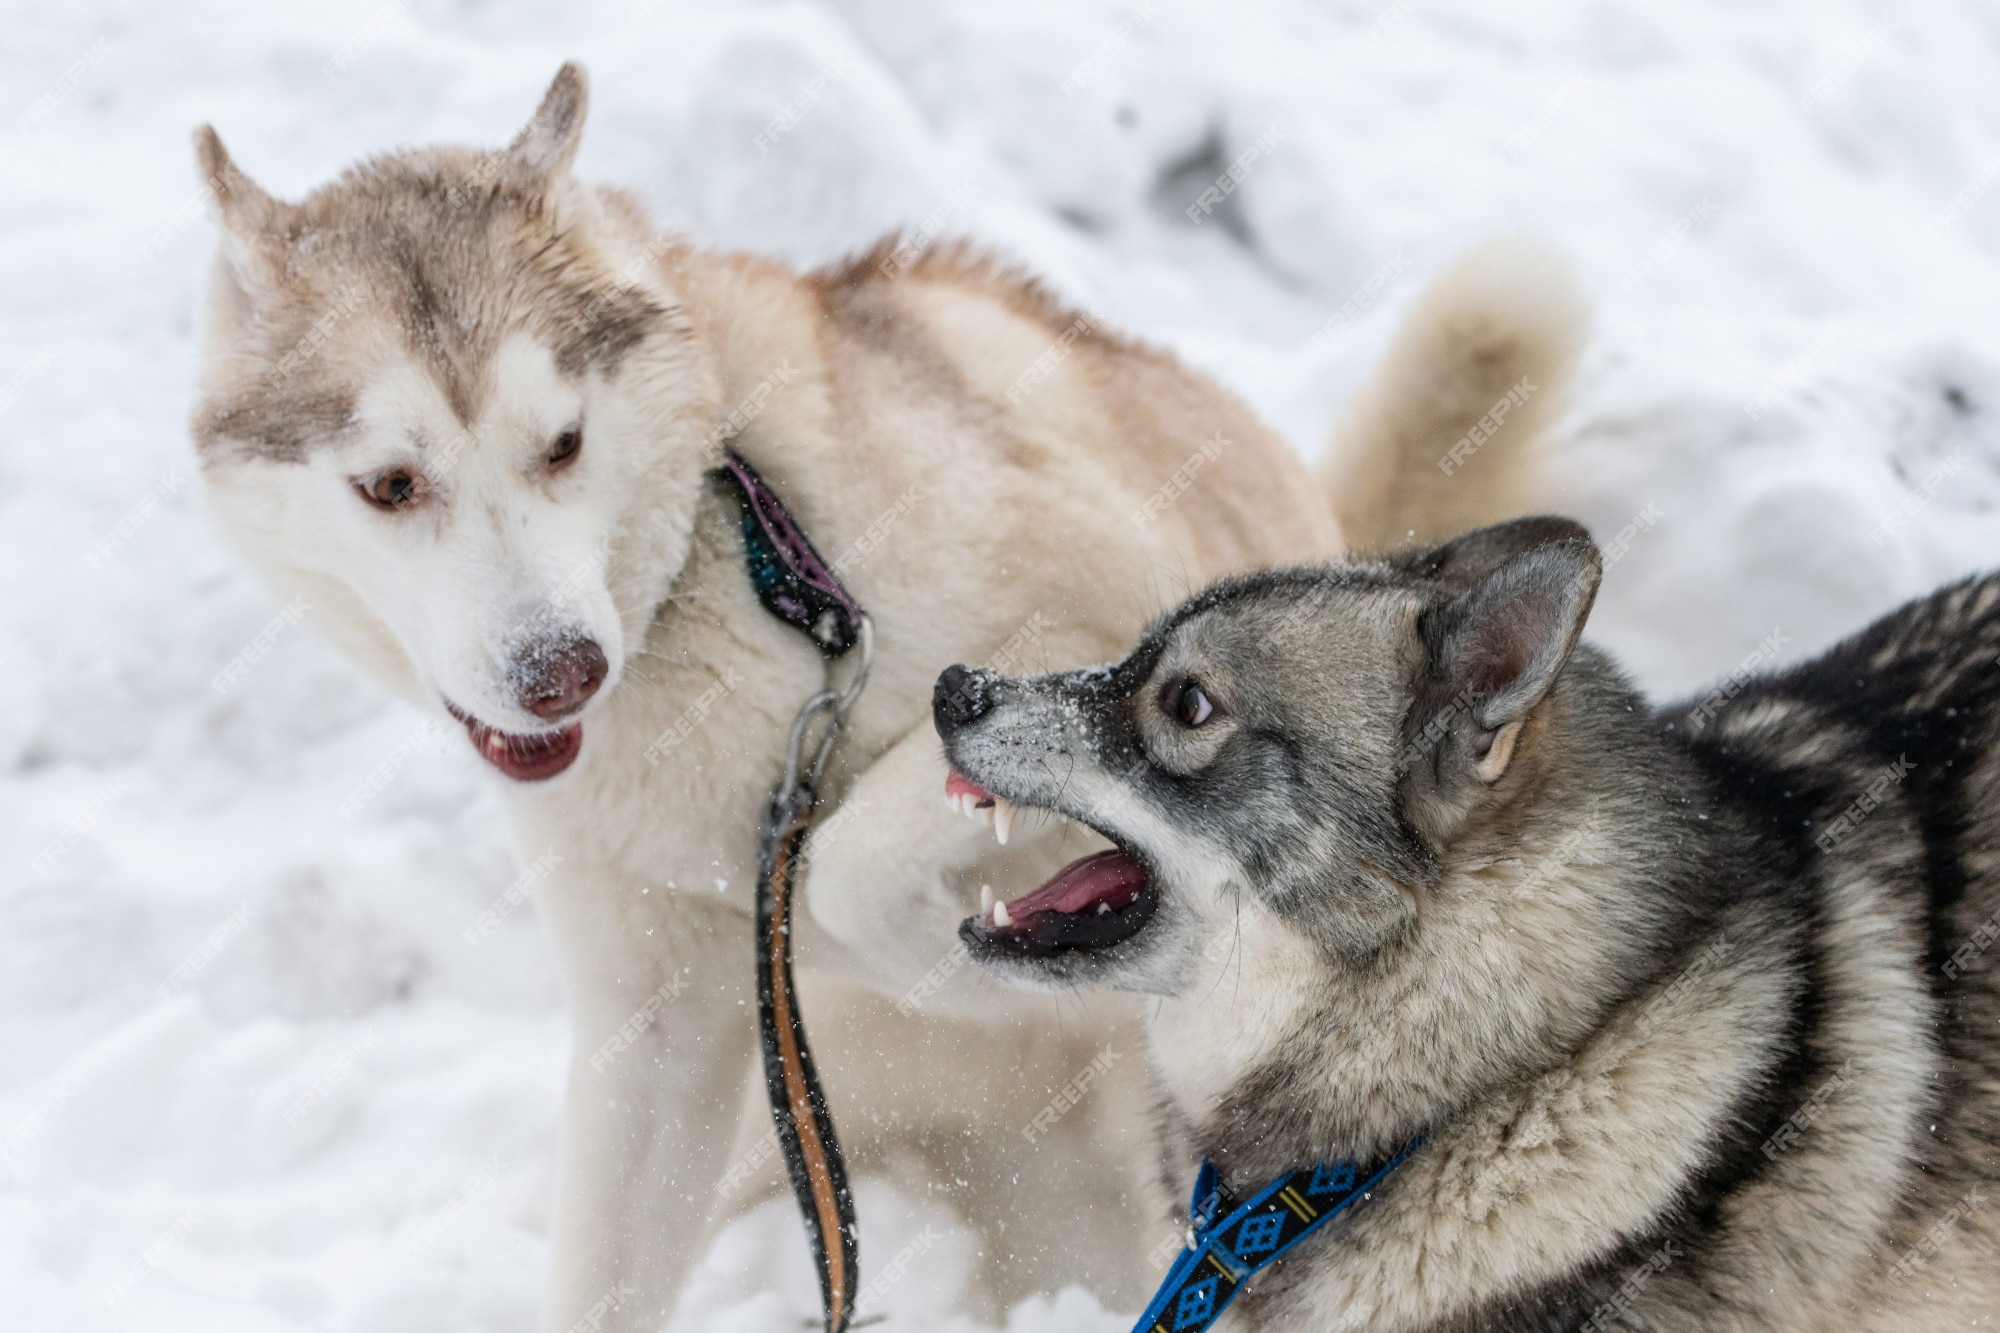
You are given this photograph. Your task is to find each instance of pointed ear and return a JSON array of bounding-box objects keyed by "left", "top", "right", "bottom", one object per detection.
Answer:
[
  {"left": 194, "top": 125, "right": 292, "bottom": 295},
  {"left": 1390, "top": 516, "right": 1596, "bottom": 594},
  {"left": 1423, "top": 533, "right": 1600, "bottom": 782},
  {"left": 507, "top": 62, "right": 588, "bottom": 178},
  {"left": 195, "top": 125, "right": 287, "bottom": 237}
]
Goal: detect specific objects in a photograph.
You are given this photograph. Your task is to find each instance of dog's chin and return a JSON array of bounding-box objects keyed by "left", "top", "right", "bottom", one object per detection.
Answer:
[
  {"left": 947, "top": 770, "right": 1166, "bottom": 980},
  {"left": 445, "top": 702, "right": 585, "bottom": 782}
]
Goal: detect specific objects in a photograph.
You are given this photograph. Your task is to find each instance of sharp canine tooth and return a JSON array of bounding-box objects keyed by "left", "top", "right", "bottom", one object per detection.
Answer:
[
  {"left": 980, "top": 884, "right": 995, "bottom": 912},
  {"left": 992, "top": 899, "right": 1013, "bottom": 928},
  {"left": 993, "top": 799, "right": 1013, "bottom": 845}
]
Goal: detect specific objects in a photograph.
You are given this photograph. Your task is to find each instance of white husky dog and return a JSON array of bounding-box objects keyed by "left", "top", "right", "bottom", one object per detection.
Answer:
[{"left": 190, "top": 64, "right": 1586, "bottom": 1331}]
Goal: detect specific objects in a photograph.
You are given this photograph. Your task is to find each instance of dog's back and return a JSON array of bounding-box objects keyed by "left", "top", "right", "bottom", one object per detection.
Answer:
[{"left": 1675, "top": 574, "right": 2000, "bottom": 1320}]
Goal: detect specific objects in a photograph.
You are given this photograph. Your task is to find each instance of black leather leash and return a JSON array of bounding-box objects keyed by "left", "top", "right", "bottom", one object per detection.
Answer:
[{"left": 716, "top": 448, "right": 870, "bottom": 1333}]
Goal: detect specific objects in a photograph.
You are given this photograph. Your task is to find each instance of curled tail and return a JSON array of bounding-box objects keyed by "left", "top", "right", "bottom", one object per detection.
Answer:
[{"left": 1325, "top": 237, "right": 1589, "bottom": 552}]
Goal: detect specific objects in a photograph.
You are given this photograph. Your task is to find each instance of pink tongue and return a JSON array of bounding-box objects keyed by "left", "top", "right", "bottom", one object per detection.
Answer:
[
  {"left": 946, "top": 770, "right": 996, "bottom": 805},
  {"left": 1004, "top": 849, "right": 1149, "bottom": 920}
]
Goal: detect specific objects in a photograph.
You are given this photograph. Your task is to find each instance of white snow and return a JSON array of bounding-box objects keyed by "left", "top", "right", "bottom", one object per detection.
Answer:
[{"left": 4, "top": 0, "right": 1999, "bottom": 1329}]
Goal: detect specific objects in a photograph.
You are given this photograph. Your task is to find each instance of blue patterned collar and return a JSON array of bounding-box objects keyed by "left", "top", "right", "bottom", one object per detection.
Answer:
[{"left": 1134, "top": 1135, "right": 1427, "bottom": 1333}]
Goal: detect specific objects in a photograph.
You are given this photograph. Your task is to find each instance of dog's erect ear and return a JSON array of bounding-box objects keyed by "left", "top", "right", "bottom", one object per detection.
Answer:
[
  {"left": 195, "top": 125, "right": 285, "bottom": 234},
  {"left": 508, "top": 62, "right": 588, "bottom": 178},
  {"left": 1390, "top": 516, "right": 1596, "bottom": 595},
  {"left": 194, "top": 125, "right": 294, "bottom": 297},
  {"left": 1420, "top": 532, "right": 1600, "bottom": 783}
]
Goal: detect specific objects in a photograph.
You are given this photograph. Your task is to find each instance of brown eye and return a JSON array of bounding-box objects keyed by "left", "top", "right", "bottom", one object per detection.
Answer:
[
  {"left": 1173, "top": 681, "right": 1215, "bottom": 728},
  {"left": 547, "top": 425, "right": 582, "bottom": 470},
  {"left": 358, "top": 469, "right": 422, "bottom": 510}
]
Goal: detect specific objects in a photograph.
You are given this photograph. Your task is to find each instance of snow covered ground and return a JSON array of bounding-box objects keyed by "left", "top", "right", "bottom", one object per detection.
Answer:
[{"left": 4, "top": 0, "right": 2000, "bottom": 1329}]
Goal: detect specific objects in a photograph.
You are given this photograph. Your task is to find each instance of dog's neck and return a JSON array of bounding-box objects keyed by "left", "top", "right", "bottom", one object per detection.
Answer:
[{"left": 631, "top": 244, "right": 922, "bottom": 701}]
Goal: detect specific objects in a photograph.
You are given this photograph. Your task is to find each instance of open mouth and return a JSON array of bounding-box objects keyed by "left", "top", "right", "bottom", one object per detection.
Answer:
[
  {"left": 445, "top": 703, "right": 583, "bottom": 782},
  {"left": 946, "top": 770, "right": 1158, "bottom": 957}
]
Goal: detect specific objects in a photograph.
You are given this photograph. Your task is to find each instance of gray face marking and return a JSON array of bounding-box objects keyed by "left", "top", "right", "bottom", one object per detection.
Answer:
[
  {"left": 934, "top": 519, "right": 1606, "bottom": 991},
  {"left": 194, "top": 383, "right": 358, "bottom": 464},
  {"left": 936, "top": 567, "right": 1431, "bottom": 992},
  {"left": 193, "top": 154, "right": 674, "bottom": 466}
]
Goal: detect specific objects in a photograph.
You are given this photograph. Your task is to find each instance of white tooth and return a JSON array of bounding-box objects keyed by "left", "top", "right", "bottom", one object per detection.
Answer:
[
  {"left": 992, "top": 899, "right": 1013, "bottom": 928},
  {"left": 993, "top": 798, "right": 1014, "bottom": 845},
  {"left": 978, "top": 803, "right": 994, "bottom": 829},
  {"left": 980, "top": 884, "right": 995, "bottom": 913}
]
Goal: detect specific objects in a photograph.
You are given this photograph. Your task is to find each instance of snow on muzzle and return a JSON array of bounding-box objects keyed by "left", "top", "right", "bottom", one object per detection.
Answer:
[{"left": 442, "top": 633, "right": 607, "bottom": 783}]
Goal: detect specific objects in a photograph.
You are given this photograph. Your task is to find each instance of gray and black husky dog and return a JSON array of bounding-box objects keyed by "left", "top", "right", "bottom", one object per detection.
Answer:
[{"left": 931, "top": 517, "right": 2000, "bottom": 1331}]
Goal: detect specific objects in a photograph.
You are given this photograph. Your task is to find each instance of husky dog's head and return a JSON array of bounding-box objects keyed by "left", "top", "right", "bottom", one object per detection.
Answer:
[
  {"left": 932, "top": 518, "right": 1602, "bottom": 994},
  {"left": 191, "top": 65, "right": 715, "bottom": 781}
]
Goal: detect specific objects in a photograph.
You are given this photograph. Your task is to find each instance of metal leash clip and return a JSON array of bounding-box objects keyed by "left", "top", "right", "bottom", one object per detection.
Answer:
[{"left": 778, "top": 615, "right": 874, "bottom": 815}]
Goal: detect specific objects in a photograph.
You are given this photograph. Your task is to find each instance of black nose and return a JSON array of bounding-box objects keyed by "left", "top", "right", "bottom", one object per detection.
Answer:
[
  {"left": 515, "top": 636, "right": 609, "bottom": 720},
  {"left": 933, "top": 664, "right": 995, "bottom": 733}
]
